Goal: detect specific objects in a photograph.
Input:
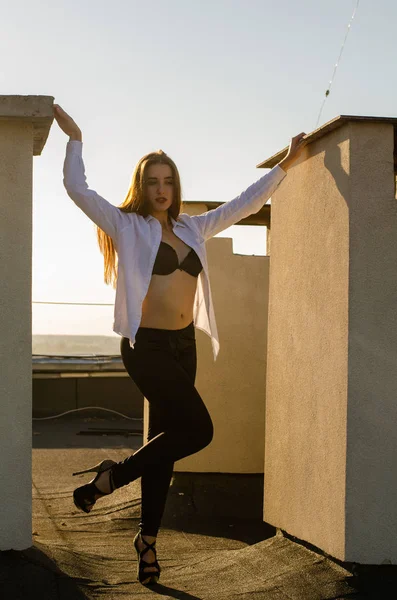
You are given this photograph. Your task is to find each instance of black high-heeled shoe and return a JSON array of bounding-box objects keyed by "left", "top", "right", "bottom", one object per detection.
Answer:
[
  {"left": 133, "top": 531, "right": 161, "bottom": 586},
  {"left": 72, "top": 459, "right": 117, "bottom": 513}
]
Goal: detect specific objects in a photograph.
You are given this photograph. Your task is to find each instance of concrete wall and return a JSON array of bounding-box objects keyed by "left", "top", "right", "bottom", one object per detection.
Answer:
[
  {"left": 264, "top": 120, "right": 397, "bottom": 564},
  {"left": 145, "top": 221, "right": 270, "bottom": 474},
  {"left": 0, "top": 120, "right": 34, "bottom": 550},
  {"left": 346, "top": 122, "right": 397, "bottom": 563},
  {"left": 0, "top": 95, "right": 53, "bottom": 551}
]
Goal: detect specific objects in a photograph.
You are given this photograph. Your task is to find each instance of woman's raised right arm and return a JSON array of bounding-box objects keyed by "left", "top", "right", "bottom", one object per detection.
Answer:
[{"left": 54, "top": 104, "right": 126, "bottom": 239}]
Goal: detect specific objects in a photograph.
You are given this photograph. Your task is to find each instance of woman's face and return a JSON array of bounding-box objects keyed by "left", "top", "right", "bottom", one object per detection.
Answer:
[{"left": 145, "top": 163, "right": 174, "bottom": 216}]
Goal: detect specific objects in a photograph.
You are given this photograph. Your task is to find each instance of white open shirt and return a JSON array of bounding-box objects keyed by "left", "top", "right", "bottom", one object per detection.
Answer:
[{"left": 63, "top": 140, "right": 287, "bottom": 361}]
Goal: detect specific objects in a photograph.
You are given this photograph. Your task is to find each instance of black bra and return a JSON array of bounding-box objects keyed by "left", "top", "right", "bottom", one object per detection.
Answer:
[{"left": 152, "top": 241, "right": 203, "bottom": 277}]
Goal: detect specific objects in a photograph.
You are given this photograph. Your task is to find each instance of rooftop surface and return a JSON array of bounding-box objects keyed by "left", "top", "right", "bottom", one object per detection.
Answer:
[{"left": 1, "top": 411, "right": 397, "bottom": 599}]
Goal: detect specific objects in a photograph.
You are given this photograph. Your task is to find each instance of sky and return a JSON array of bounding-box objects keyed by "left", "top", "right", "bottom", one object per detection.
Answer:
[{"left": 1, "top": 0, "right": 395, "bottom": 336}]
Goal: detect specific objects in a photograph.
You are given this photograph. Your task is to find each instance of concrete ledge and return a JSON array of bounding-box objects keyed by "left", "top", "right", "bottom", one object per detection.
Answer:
[{"left": 0, "top": 95, "right": 54, "bottom": 155}]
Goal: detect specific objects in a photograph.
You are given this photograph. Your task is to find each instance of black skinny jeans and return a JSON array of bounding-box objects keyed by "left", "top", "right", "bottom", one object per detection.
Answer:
[{"left": 112, "top": 321, "right": 214, "bottom": 537}]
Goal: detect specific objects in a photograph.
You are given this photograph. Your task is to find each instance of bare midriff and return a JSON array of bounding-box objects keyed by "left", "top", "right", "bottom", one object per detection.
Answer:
[{"left": 139, "top": 231, "right": 198, "bottom": 330}]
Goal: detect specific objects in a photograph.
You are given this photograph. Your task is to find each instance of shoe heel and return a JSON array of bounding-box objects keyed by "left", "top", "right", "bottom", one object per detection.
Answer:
[
  {"left": 72, "top": 460, "right": 117, "bottom": 513},
  {"left": 72, "top": 459, "right": 116, "bottom": 477}
]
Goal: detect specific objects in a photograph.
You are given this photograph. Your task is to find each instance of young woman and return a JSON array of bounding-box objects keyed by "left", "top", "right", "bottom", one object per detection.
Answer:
[{"left": 53, "top": 104, "right": 306, "bottom": 585}]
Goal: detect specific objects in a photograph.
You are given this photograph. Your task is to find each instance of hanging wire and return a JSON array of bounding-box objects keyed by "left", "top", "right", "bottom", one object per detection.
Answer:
[
  {"left": 33, "top": 300, "right": 114, "bottom": 306},
  {"left": 315, "top": 0, "right": 360, "bottom": 129},
  {"left": 32, "top": 406, "right": 142, "bottom": 421}
]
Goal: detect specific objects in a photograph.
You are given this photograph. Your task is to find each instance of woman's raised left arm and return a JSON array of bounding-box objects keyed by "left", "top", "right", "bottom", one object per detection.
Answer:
[{"left": 190, "top": 132, "right": 307, "bottom": 241}]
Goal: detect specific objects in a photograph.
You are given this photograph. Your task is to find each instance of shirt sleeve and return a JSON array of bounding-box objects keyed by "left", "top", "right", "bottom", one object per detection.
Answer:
[
  {"left": 63, "top": 140, "right": 126, "bottom": 239},
  {"left": 189, "top": 164, "right": 287, "bottom": 241}
]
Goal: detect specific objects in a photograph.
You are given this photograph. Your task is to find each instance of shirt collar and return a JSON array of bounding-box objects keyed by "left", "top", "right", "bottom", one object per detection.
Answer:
[{"left": 145, "top": 214, "right": 178, "bottom": 227}]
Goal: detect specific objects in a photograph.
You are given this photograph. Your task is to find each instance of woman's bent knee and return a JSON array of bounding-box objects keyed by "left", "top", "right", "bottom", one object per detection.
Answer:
[{"left": 184, "top": 415, "right": 214, "bottom": 452}]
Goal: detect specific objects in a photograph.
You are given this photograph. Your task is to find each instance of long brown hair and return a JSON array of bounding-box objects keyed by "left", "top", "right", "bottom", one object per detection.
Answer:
[{"left": 96, "top": 150, "right": 183, "bottom": 288}]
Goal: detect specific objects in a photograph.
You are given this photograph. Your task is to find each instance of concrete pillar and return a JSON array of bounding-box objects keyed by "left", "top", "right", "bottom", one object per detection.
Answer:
[
  {"left": 263, "top": 117, "right": 397, "bottom": 564},
  {"left": 0, "top": 96, "right": 53, "bottom": 550}
]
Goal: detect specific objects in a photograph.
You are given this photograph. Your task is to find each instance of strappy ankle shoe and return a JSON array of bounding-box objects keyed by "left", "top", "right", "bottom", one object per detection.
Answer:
[
  {"left": 72, "top": 459, "right": 117, "bottom": 513},
  {"left": 133, "top": 531, "right": 161, "bottom": 586}
]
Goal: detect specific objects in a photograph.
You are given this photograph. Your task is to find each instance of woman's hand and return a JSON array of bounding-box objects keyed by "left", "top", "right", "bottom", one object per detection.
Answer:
[
  {"left": 278, "top": 132, "right": 307, "bottom": 172},
  {"left": 53, "top": 104, "right": 82, "bottom": 140}
]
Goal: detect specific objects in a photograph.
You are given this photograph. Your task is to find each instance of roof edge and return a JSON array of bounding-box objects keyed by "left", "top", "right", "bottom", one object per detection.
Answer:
[{"left": 257, "top": 114, "right": 397, "bottom": 169}]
